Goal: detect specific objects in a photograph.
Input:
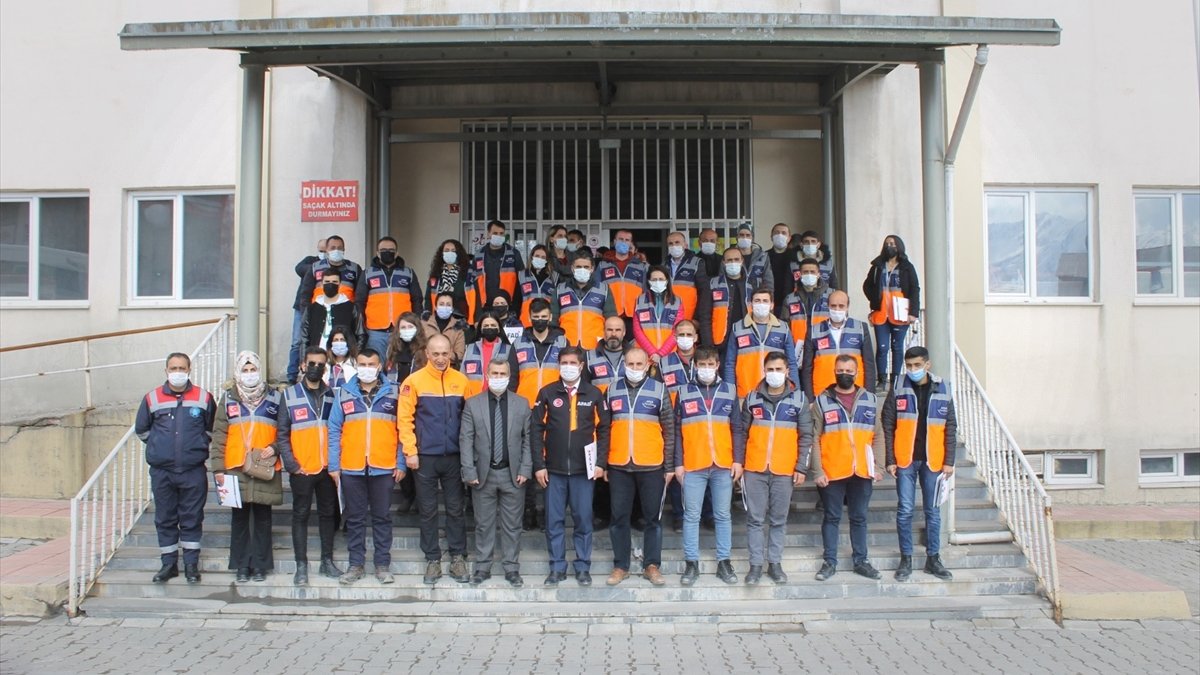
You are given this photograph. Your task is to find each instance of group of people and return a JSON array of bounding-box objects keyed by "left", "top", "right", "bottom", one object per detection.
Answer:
[{"left": 135, "top": 219, "right": 956, "bottom": 591}]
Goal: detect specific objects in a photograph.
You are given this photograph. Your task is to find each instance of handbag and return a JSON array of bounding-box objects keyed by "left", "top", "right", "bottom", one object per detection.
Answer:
[{"left": 241, "top": 448, "right": 276, "bottom": 481}]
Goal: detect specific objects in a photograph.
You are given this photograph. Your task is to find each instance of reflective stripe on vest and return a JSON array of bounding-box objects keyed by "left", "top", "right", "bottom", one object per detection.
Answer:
[
  {"left": 586, "top": 347, "right": 623, "bottom": 394},
  {"left": 283, "top": 383, "right": 332, "bottom": 474},
  {"left": 517, "top": 271, "right": 558, "bottom": 327},
  {"left": 870, "top": 267, "right": 906, "bottom": 325},
  {"left": 744, "top": 388, "right": 809, "bottom": 476},
  {"left": 362, "top": 266, "right": 416, "bottom": 330},
  {"left": 816, "top": 388, "right": 877, "bottom": 481},
  {"left": 634, "top": 296, "right": 680, "bottom": 354},
  {"left": 607, "top": 378, "right": 668, "bottom": 467},
  {"left": 465, "top": 247, "right": 519, "bottom": 324},
  {"left": 658, "top": 352, "right": 694, "bottom": 406},
  {"left": 310, "top": 260, "right": 359, "bottom": 303},
  {"left": 598, "top": 260, "right": 648, "bottom": 318},
  {"left": 462, "top": 342, "right": 512, "bottom": 398},
  {"left": 728, "top": 321, "right": 792, "bottom": 399},
  {"left": 709, "top": 276, "right": 730, "bottom": 346},
  {"left": 669, "top": 256, "right": 701, "bottom": 320},
  {"left": 336, "top": 387, "right": 400, "bottom": 471},
  {"left": 223, "top": 390, "right": 282, "bottom": 471},
  {"left": 893, "top": 377, "right": 952, "bottom": 471},
  {"left": 784, "top": 290, "right": 830, "bottom": 345},
  {"left": 146, "top": 385, "right": 212, "bottom": 415},
  {"left": 676, "top": 382, "right": 738, "bottom": 471},
  {"left": 514, "top": 335, "right": 565, "bottom": 407},
  {"left": 809, "top": 320, "right": 868, "bottom": 395},
  {"left": 558, "top": 283, "right": 608, "bottom": 350}
]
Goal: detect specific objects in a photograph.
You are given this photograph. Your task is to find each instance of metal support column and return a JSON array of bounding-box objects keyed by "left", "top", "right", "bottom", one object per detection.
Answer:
[
  {"left": 919, "top": 60, "right": 949, "bottom": 371},
  {"left": 821, "top": 111, "right": 835, "bottom": 247},
  {"left": 378, "top": 116, "right": 391, "bottom": 239},
  {"left": 236, "top": 64, "right": 266, "bottom": 353}
]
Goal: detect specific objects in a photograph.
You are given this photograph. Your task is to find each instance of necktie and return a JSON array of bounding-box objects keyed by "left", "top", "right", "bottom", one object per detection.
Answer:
[{"left": 492, "top": 395, "right": 506, "bottom": 466}]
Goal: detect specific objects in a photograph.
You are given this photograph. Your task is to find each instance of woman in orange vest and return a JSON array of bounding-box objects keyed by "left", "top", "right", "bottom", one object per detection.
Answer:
[
  {"left": 862, "top": 235, "right": 920, "bottom": 390},
  {"left": 211, "top": 351, "right": 283, "bottom": 583},
  {"left": 632, "top": 266, "right": 682, "bottom": 366}
]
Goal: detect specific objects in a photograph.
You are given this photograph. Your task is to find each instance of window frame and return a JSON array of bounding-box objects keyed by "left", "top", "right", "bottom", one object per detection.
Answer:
[
  {"left": 1133, "top": 188, "right": 1200, "bottom": 304},
  {"left": 984, "top": 185, "right": 1097, "bottom": 305},
  {"left": 126, "top": 188, "right": 236, "bottom": 308},
  {"left": 0, "top": 191, "right": 91, "bottom": 308},
  {"left": 1138, "top": 449, "right": 1200, "bottom": 485},
  {"left": 1042, "top": 450, "right": 1098, "bottom": 486}
]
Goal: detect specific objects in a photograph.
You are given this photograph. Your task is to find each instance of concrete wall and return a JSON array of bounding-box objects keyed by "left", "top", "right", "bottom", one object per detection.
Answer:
[{"left": 0, "top": 407, "right": 136, "bottom": 499}]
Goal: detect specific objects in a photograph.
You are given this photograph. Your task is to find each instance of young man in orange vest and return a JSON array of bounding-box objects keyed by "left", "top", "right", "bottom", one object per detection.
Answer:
[
  {"left": 723, "top": 286, "right": 798, "bottom": 400},
  {"left": 800, "top": 289, "right": 876, "bottom": 400},
  {"left": 739, "top": 351, "right": 813, "bottom": 585},
  {"left": 356, "top": 236, "right": 423, "bottom": 358},
  {"left": 466, "top": 219, "right": 524, "bottom": 324},
  {"left": 811, "top": 354, "right": 881, "bottom": 582},
  {"left": 277, "top": 346, "right": 342, "bottom": 586},
  {"left": 556, "top": 252, "right": 617, "bottom": 350},
  {"left": 604, "top": 346, "right": 675, "bottom": 587},
  {"left": 884, "top": 346, "right": 957, "bottom": 581}
]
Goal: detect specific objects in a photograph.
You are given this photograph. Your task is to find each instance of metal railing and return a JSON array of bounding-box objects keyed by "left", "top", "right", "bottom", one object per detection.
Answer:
[
  {"left": 952, "top": 345, "right": 1061, "bottom": 619},
  {"left": 67, "top": 315, "right": 236, "bottom": 616}
]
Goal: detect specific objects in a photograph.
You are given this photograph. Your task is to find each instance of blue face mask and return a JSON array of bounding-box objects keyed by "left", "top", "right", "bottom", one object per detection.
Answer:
[
  {"left": 614, "top": 240, "right": 631, "bottom": 255},
  {"left": 907, "top": 368, "right": 927, "bottom": 383},
  {"left": 435, "top": 305, "right": 453, "bottom": 320}
]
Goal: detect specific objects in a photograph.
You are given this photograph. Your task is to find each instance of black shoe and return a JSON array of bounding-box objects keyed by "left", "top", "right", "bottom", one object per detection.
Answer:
[
  {"left": 293, "top": 563, "right": 309, "bottom": 586},
  {"left": 680, "top": 561, "right": 700, "bottom": 586},
  {"left": 575, "top": 570, "right": 592, "bottom": 586},
  {"left": 744, "top": 565, "right": 763, "bottom": 585},
  {"left": 235, "top": 567, "right": 251, "bottom": 583},
  {"left": 924, "top": 555, "right": 953, "bottom": 580},
  {"left": 543, "top": 571, "right": 566, "bottom": 586},
  {"left": 184, "top": 563, "right": 201, "bottom": 584},
  {"left": 853, "top": 561, "right": 881, "bottom": 580},
  {"left": 895, "top": 555, "right": 912, "bottom": 582},
  {"left": 672, "top": 518, "right": 683, "bottom": 533},
  {"left": 470, "top": 570, "right": 491, "bottom": 585},
  {"left": 815, "top": 561, "right": 836, "bottom": 581},
  {"left": 505, "top": 571, "right": 524, "bottom": 588},
  {"left": 394, "top": 495, "right": 414, "bottom": 515},
  {"left": 766, "top": 563, "right": 788, "bottom": 585},
  {"left": 631, "top": 517, "right": 648, "bottom": 532},
  {"left": 251, "top": 568, "right": 267, "bottom": 582},
  {"left": 593, "top": 518, "right": 610, "bottom": 532},
  {"left": 716, "top": 559, "right": 737, "bottom": 584},
  {"left": 523, "top": 510, "right": 539, "bottom": 531},
  {"left": 152, "top": 563, "right": 178, "bottom": 584},
  {"left": 319, "top": 558, "right": 344, "bottom": 579}
]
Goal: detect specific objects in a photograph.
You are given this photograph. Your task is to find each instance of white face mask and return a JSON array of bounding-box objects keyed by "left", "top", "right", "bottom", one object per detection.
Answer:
[
  {"left": 752, "top": 302, "right": 772, "bottom": 319},
  {"left": 327, "top": 249, "right": 345, "bottom": 264},
  {"left": 625, "top": 368, "right": 646, "bottom": 384},
  {"left": 800, "top": 273, "right": 819, "bottom": 288},
  {"left": 772, "top": 234, "right": 789, "bottom": 249},
  {"left": 737, "top": 236, "right": 753, "bottom": 250},
  {"left": 357, "top": 366, "right": 379, "bottom": 384},
  {"left": 317, "top": 251, "right": 327, "bottom": 261},
  {"left": 442, "top": 250, "right": 457, "bottom": 265},
  {"left": 765, "top": 371, "right": 787, "bottom": 389},
  {"left": 435, "top": 305, "right": 453, "bottom": 320},
  {"left": 239, "top": 371, "right": 261, "bottom": 388},
  {"left": 573, "top": 268, "right": 592, "bottom": 284},
  {"left": 802, "top": 244, "right": 819, "bottom": 257},
  {"left": 554, "top": 237, "right": 568, "bottom": 250},
  {"left": 649, "top": 280, "right": 667, "bottom": 294},
  {"left": 331, "top": 341, "right": 349, "bottom": 356},
  {"left": 490, "top": 234, "right": 506, "bottom": 248},
  {"left": 488, "top": 376, "right": 510, "bottom": 394},
  {"left": 398, "top": 327, "right": 418, "bottom": 342},
  {"left": 724, "top": 262, "right": 742, "bottom": 278},
  {"left": 167, "top": 372, "right": 190, "bottom": 388},
  {"left": 828, "top": 309, "right": 847, "bottom": 324},
  {"left": 559, "top": 364, "right": 581, "bottom": 383},
  {"left": 668, "top": 244, "right": 684, "bottom": 259},
  {"left": 675, "top": 335, "right": 695, "bottom": 351},
  {"left": 699, "top": 242, "right": 717, "bottom": 255},
  {"left": 567, "top": 242, "right": 580, "bottom": 253},
  {"left": 696, "top": 366, "right": 717, "bottom": 385},
  {"left": 531, "top": 257, "right": 548, "bottom": 271}
]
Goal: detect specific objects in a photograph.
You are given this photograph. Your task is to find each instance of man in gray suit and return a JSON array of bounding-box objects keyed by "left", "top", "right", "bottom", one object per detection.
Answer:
[{"left": 460, "top": 358, "right": 533, "bottom": 588}]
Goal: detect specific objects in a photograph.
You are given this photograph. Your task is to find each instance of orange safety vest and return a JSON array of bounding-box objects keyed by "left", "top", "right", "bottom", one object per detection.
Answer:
[
  {"left": 743, "top": 386, "right": 811, "bottom": 477},
  {"left": 334, "top": 382, "right": 399, "bottom": 471},
  {"left": 607, "top": 377, "right": 669, "bottom": 468},
  {"left": 633, "top": 295, "right": 680, "bottom": 355},
  {"left": 513, "top": 332, "right": 567, "bottom": 407},
  {"left": 362, "top": 265, "right": 419, "bottom": 331},
  {"left": 708, "top": 275, "right": 752, "bottom": 346},
  {"left": 461, "top": 341, "right": 512, "bottom": 398},
  {"left": 869, "top": 266, "right": 907, "bottom": 326},
  {"left": 892, "top": 376, "right": 953, "bottom": 471},
  {"left": 558, "top": 281, "right": 609, "bottom": 350},
  {"left": 815, "top": 387, "right": 877, "bottom": 481},
  {"left": 668, "top": 254, "right": 703, "bottom": 321},
  {"left": 516, "top": 270, "right": 559, "bottom": 327},
  {"left": 783, "top": 289, "right": 831, "bottom": 345},
  {"left": 309, "top": 260, "right": 360, "bottom": 303},
  {"left": 675, "top": 381, "right": 738, "bottom": 471},
  {"left": 808, "top": 319, "right": 869, "bottom": 396},
  {"left": 657, "top": 351, "right": 694, "bottom": 407},
  {"left": 222, "top": 390, "right": 282, "bottom": 471},
  {"left": 465, "top": 245, "right": 520, "bottom": 325},
  {"left": 727, "top": 318, "right": 794, "bottom": 400},
  {"left": 585, "top": 347, "right": 623, "bottom": 394},
  {"left": 598, "top": 259, "right": 648, "bottom": 318},
  {"left": 282, "top": 383, "right": 333, "bottom": 474}
]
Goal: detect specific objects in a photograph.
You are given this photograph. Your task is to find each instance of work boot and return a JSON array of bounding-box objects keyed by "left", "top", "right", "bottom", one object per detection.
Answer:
[
  {"left": 293, "top": 563, "right": 309, "bottom": 586},
  {"left": 815, "top": 561, "right": 836, "bottom": 581},
  {"left": 470, "top": 569, "right": 491, "bottom": 586},
  {"left": 449, "top": 555, "right": 470, "bottom": 583},
  {"left": 924, "top": 555, "right": 953, "bottom": 580},
  {"left": 853, "top": 561, "right": 881, "bottom": 580},
  {"left": 680, "top": 560, "right": 700, "bottom": 587},
  {"left": 319, "top": 558, "right": 344, "bottom": 579},
  {"left": 505, "top": 571, "right": 524, "bottom": 588},
  {"left": 642, "top": 564, "right": 666, "bottom": 587},
  {"left": 744, "top": 565, "right": 763, "bottom": 586},
  {"left": 152, "top": 563, "right": 178, "bottom": 584},
  {"left": 423, "top": 560, "right": 443, "bottom": 585},
  {"left": 766, "top": 563, "right": 788, "bottom": 585},
  {"left": 895, "top": 555, "right": 912, "bottom": 582},
  {"left": 184, "top": 563, "right": 201, "bottom": 584},
  {"left": 716, "top": 559, "right": 737, "bottom": 585},
  {"left": 375, "top": 566, "right": 394, "bottom": 584},
  {"left": 339, "top": 565, "right": 365, "bottom": 585},
  {"left": 606, "top": 568, "right": 630, "bottom": 586}
]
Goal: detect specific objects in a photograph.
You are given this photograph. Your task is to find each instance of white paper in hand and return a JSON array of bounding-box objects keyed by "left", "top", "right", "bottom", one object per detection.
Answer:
[
  {"left": 936, "top": 473, "right": 955, "bottom": 506},
  {"left": 215, "top": 474, "right": 242, "bottom": 508},
  {"left": 892, "top": 296, "right": 910, "bottom": 322},
  {"left": 865, "top": 445, "right": 877, "bottom": 479},
  {"left": 584, "top": 442, "right": 598, "bottom": 480}
]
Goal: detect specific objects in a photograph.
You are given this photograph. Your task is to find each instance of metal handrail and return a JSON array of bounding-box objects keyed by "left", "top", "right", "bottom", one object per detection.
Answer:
[
  {"left": 952, "top": 345, "right": 1061, "bottom": 620},
  {"left": 67, "top": 315, "right": 236, "bottom": 616}
]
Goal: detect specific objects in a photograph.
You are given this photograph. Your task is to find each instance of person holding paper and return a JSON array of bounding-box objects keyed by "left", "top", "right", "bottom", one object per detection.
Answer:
[
  {"left": 810, "top": 354, "right": 881, "bottom": 582},
  {"left": 603, "top": 347, "right": 675, "bottom": 587},
  {"left": 883, "top": 346, "right": 957, "bottom": 582},
  {"left": 531, "top": 346, "right": 610, "bottom": 587},
  {"left": 135, "top": 352, "right": 217, "bottom": 585},
  {"left": 862, "top": 234, "right": 920, "bottom": 391}
]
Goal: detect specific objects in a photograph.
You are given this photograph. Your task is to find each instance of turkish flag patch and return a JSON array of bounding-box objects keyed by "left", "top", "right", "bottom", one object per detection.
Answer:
[
  {"left": 294, "top": 407, "right": 309, "bottom": 421},
  {"left": 752, "top": 407, "right": 764, "bottom": 419},
  {"left": 712, "top": 290, "right": 725, "bottom": 301},
  {"left": 517, "top": 351, "right": 528, "bottom": 363},
  {"left": 559, "top": 295, "right": 571, "bottom": 306},
  {"left": 603, "top": 267, "right": 616, "bottom": 279},
  {"left": 790, "top": 303, "right": 800, "bottom": 315},
  {"left": 611, "top": 399, "right": 624, "bottom": 412},
  {"left": 792, "top": 269, "right": 801, "bottom": 280},
  {"left": 684, "top": 401, "right": 699, "bottom": 415},
  {"left": 638, "top": 311, "right": 651, "bottom": 322},
  {"left": 522, "top": 282, "right": 533, "bottom": 294},
  {"left": 594, "top": 364, "right": 608, "bottom": 377},
  {"left": 664, "top": 373, "right": 676, "bottom": 386},
  {"left": 226, "top": 404, "right": 240, "bottom": 418},
  {"left": 817, "top": 338, "right": 831, "bottom": 350},
  {"left": 369, "top": 277, "right": 381, "bottom": 288},
  {"left": 465, "top": 362, "right": 478, "bottom": 374},
  {"left": 824, "top": 410, "right": 839, "bottom": 424},
  {"left": 896, "top": 399, "right": 908, "bottom": 412},
  {"left": 342, "top": 401, "right": 356, "bottom": 414},
  {"left": 314, "top": 270, "right": 324, "bottom": 281},
  {"left": 737, "top": 335, "right": 751, "bottom": 348}
]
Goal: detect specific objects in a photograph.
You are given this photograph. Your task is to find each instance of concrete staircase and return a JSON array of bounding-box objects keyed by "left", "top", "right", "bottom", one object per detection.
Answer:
[{"left": 79, "top": 460, "right": 1052, "bottom": 625}]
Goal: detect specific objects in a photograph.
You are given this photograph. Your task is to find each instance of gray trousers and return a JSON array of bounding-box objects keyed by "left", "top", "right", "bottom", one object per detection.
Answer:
[
  {"left": 744, "top": 471, "right": 795, "bottom": 566},
  {"left": 472, "top": 469, "right": 526, "bottom": 573}
]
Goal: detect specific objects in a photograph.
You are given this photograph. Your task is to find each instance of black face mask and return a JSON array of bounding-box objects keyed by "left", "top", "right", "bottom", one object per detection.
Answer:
[
  {"left": 835, "top": 373, "right": 856, "bottom": 390},
  {"left": 481, "top": 328, "right": 500, "bottom": 341},
  {"left": 379, "top": 250, "right": 397, "bottom": 266},
  {"left": 493, "top": 306, "right": 509, "bottom": 318},
  {"left": 531, "top": 318, "right": 550, "bottom": 332},
  {"left": 322, "top": 282, "right": 340, "bottom": 298},
  {"left": 885, "top": 245, "right": 898, "bottom": 258},
  {"left": 304, "top": 364, "right": 326, "bottom": 383}
]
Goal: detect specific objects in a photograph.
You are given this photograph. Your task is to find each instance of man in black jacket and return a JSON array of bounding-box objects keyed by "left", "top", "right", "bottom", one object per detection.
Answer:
[
  {"left": 300, "top": 268, "right": 366, "bottom": 352},
  {"left": 532, "top": 346, "right": 611, "bottom": 587}
]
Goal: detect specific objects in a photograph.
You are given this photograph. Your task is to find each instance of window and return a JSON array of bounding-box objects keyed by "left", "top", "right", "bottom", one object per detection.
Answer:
[
  {"left": 1135, "top": 190, "right": 1199, "bottom": 299},
  {"left": 129, "top": 191, "right": 234, "bottom": 303},
  {"left": 1139, "top": 450, "right": 1200, "bottom": 484},
  {"left": 1042, "top": 450, "right": 1098, "bottom": 486},
  {"left": 0, "top": 193, "right": 89, "bottom": 303},
  {"left": 985, "top": 188, "right": 1094, "bottom": 300}
]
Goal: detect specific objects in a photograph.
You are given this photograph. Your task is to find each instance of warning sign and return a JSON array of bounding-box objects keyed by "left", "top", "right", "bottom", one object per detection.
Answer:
[{"left": 301, "top": 180, "right": 359, "bottom": 222}]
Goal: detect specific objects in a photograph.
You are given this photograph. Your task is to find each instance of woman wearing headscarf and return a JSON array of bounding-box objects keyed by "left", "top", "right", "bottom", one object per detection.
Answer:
[{"left": 211, "top": 351, "right": 284, "bottom": 582}]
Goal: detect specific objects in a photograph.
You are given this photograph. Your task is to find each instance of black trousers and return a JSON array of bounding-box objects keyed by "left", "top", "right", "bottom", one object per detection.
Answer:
[
  {"left": 414, "top": 454, "right": 467, "bottom": 561},
  {"left": 608, "top": 469, "right": 666, "bottom": 570},
  {"left": 342, "top": 472, "right": 394, "bottom": 568},
  {"left": 290, "top": 470, "right": 338, "bottom": 564},
  {"left": 150, "top": 465, "right": 207, "bottom": 566},
  {"left": 229, "top": 502, "right": 273, "bottom": 571}
]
